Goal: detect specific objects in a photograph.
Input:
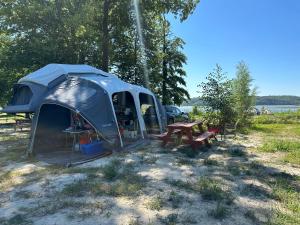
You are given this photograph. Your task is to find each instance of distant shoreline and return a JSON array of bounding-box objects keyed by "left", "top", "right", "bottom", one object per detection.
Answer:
[
  {"left": 182, "top": 96, "right": 300, "bottom": 107},
  {"left": 180, "top": 105, "right": 300, "bottom": 113}
]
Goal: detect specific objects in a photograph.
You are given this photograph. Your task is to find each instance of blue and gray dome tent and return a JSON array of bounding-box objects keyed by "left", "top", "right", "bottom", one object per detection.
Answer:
[{"left": 2, "top": 64, "right": 167, "bottom": 165}]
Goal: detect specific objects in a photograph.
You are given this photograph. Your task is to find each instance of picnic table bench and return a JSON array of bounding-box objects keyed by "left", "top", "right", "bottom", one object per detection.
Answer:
[{"left": 155, "top": 121, "right": 217, "bottom": 149}]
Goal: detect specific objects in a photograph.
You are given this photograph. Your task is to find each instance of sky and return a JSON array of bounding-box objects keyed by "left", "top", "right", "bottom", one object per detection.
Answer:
[{"left": 169, "top": 0, "right": 300, "bottom": 97}]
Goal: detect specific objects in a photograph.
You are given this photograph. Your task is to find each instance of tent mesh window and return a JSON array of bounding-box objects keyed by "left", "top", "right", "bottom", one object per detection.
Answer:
[
  {"left": 112, "top": 91, "right": 141, "bottom": 146},
  {"left": 10, "top": 85, "right": 33, "bottom": 105},
  {"left": 33, "top": 104, "right": 107, "bottom": 165},
  {"left": 139, "top": 93, "right": 160, "bottom": 134}
]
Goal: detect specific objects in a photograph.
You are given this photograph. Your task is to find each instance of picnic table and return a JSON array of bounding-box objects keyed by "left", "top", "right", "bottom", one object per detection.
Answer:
[{"left": 155, "top": 121, "right": 216, "bottom": 149}]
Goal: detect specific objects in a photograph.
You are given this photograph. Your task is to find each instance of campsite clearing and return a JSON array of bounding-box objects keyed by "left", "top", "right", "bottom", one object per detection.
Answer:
[{"left": 0, "top": 124, "right": 299, "bottom": 225}]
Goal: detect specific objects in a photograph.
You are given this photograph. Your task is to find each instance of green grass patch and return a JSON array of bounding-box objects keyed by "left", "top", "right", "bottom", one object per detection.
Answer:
[
  {"left": 257, "top": 139, "right": 300, "bottom": 165},
  {"left": 267, "top": 176, "right": 300, "bottom": 225},
  {"left": 259, "top": 140, "right": 300, "bottom": 153},
  {"left": 283, "top": 150, "right": 300, "bottom": 165},
  {"left": 252, "top": 112, "right": 300, "bottom": 125},
  {"left": 61, "top": 163, "right": 145, "bottom": 197}
]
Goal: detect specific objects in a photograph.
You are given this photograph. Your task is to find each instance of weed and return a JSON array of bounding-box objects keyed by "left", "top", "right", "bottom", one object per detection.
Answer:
[
  {"left": 61, "top": 179, "right": 88, "bottom": 197},
  {"left": 244, "top": 210, "right": 258, "bottom": 223},
  {"left": 178, "top": 148, "right": 199, "bottom": 158},
  {"left": 0, "top": 214, "right": 32, "bottom": 225},
  {"left": 241, "top": 183, "right": 271, "bottom": 199},
  {"left": 227, "top": 164, "right": 241, "bottom": 176},
  {"left": 181, "top": 213, "right": 198, "bottom": 224},
  {"left": 146, "top": 196, "right": 163, "bottom": 211},
  {"left": 128, "top": 218, "right": 143, "bottom": 225},
  {"left": 196, "top": 177, "right": 234, "bottom": 204},
  {"left": 165, "top": 179, "right": 194, "bottom": 192},
  {"left": 203, "top": 158, "right": 218, "bottom": 166},
  {"left": 168, "top": 191, "right": 184, "bottom": 208},
  {"left": 208, "top": 202, "right": 230, "bottom": 219},
  {"left": 159, "top": 213, "right": 178, "bottom": 225},
  {"left": 228, "top": 147, "right": 246, "bottom": 157},
  {"left": 101, "top": 159, "right": 122, "bottom": 180},
  {"left": 143, "top": 155, "right": 158, "bottom": 164},
  {"left": 14, "top": 190, "right": 35, "bottom": 199},
  {"left": 176, "top": 157, "right": 194, "bottom": 166}
]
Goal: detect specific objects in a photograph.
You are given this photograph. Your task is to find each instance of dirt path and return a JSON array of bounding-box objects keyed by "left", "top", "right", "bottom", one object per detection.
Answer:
[{"left": 0, "top": 129, "right": 299, "bottom": 225}]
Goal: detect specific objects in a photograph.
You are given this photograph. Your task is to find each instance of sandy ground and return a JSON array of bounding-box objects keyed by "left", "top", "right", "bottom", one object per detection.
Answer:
[{"left": 0, "top": 127, "right": 299, "bottom": 225}]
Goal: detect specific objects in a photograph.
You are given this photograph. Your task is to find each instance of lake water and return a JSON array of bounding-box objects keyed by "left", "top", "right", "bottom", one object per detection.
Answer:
[{"left": 179, "top": 105, "right": 300, "bottom": 113}]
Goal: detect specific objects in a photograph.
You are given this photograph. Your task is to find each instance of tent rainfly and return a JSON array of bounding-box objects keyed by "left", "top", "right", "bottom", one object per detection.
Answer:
[{"left": 2, "top": 64, "right": 167, "bottom": 165}]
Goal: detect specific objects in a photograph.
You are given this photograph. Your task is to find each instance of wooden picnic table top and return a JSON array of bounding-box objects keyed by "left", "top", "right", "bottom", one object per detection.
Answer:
[{"left": 167, "top": 121, "right": 203, "bottom": 129}]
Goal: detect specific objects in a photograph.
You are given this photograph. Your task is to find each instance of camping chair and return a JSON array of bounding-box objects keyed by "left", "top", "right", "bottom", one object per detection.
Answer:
[{"left": 222, "top": 119, "right": 240, "bottom": 139}]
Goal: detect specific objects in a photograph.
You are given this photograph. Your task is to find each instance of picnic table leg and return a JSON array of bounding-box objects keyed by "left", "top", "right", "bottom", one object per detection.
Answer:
[
  {"left": 175, "top": 131, "right": 182, "bottom": 145},
  {"left": 185, "top": 128, "right": 195, "bottom": 148},
  {"left": 162, "top": 128, "right": 173, "bottom": 146}
]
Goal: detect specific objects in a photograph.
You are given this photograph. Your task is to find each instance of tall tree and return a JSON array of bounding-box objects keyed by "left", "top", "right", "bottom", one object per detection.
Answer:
[
  {"left": 159, "top": 18, "right": 190, "bottom": 105},
  {"left": 199, "top": 64, "right": 235, "bottom": 126},
  {"left": 0, "top": 0, "right": 200, "bottom": 106},
  {"left": 233, "top": 61, "right": 256, "bottom": 126}
]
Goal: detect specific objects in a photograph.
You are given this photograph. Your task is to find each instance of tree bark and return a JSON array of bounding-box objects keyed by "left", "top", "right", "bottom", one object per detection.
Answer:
[{"left": 101, "top": 0, "right": 110, "bottom": 72}]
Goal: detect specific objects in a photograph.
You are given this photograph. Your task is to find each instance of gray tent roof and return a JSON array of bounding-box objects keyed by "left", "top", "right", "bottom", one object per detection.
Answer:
[{"left": 19, "top": 64, "right": 117, "bottom": 87}]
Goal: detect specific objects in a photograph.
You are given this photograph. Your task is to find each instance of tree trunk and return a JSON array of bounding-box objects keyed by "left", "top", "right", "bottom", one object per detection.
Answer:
[
  {"left": 162, "top": 17, "right": 168, "bottom": 105},
  {"left": 101, "top": 0, "right": 110, "bottom": 72}
]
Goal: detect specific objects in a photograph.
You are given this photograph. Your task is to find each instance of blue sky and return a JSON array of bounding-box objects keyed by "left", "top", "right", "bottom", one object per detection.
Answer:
[{"left": 169, "top": 0, "right": 300, "bottom": 97}]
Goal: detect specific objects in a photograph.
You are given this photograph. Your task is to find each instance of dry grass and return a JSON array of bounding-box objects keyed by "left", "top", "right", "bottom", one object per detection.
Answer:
[{"left": 0, "top": 120, "right": 299, "bottom": 225}]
